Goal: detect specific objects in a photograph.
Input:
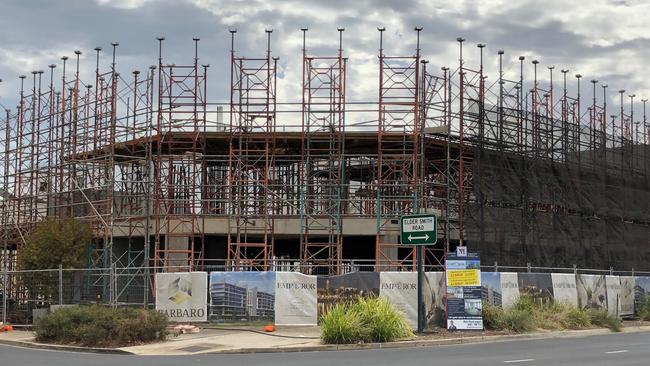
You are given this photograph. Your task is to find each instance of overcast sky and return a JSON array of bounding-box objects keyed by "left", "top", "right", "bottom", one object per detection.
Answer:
[{"left": 2, "top": 0, "right": 650, "bottom": 120}]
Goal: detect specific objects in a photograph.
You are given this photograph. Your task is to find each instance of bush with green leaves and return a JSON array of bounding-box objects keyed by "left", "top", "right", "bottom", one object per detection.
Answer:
[
  {"left": 320, "top": 303, "right": 369, "bottom": 344},
  {"left": 351, "top": 297, "right": 414, "bottom": 343},
  {"left": 320, "top": 297, "right": 413, "bottom": 344},
  {"left": 562, "top": 305, "right": 591, "bottom": 329},
  {"left": 17, "top": 218, "right": 93, "bottom": 303},
  {"left": 502, "top": 308, "right": 536, "bottom": 333},
  {"left": 587, "top": 309, "right": 622, "bottom": 332},
  {"left": 638, "top": 296, "right": 650, "bottom": 321},
  {"left": 19, "top": 218, "right": 92, "bottom": 270},
  {"left": 482, "top": 304, "right": 506, "bottom": 330},
  {"left": 35, "top": 305, "right": 168, "bottom": 347}
]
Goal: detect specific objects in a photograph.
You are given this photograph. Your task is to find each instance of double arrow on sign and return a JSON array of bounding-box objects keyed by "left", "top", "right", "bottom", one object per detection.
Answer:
[{"left": 408, "top": 234, "right": 429, "bottom": 242}]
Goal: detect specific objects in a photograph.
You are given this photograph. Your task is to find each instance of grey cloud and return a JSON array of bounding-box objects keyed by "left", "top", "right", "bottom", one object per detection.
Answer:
[{"left": 1, "top": 0, "right": 650, "bottom": 112}]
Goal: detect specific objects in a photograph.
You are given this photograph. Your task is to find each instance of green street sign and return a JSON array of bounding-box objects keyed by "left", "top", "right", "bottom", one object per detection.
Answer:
[{"left": 400, "top": 214, "right": 438, "bottom": 245}]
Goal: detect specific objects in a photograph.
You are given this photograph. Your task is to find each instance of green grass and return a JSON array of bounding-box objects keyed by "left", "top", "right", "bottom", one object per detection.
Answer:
[
  {"left": 351, "top": 297, "right": 414, "bottom": 343},
  {"left": 320, "top": 297, "right": 413, "bottom": 344},
  {"left": 35, "top": 305, "right": 168, "bottom": 347},
  {"left": 320, "top": 303, "right": 369, "bottom": 344}
]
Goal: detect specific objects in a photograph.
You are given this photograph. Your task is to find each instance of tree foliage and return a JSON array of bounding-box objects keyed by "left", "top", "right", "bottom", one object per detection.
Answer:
[{"left": 19, "top": 218, "right": 93, "bottom": 270}]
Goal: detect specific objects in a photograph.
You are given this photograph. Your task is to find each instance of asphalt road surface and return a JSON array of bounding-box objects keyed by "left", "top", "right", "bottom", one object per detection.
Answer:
[{"left": 1, "top": 331, "right": 649, "bottom": 366}]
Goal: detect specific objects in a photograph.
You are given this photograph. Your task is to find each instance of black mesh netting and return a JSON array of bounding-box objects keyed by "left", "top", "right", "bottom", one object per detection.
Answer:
[{"left": 466, "top": 146, "right": 650, "bottom": 271}]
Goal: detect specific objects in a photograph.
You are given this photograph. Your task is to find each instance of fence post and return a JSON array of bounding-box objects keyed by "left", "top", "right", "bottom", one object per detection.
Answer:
[
  {"left": 494, "top": 261, "right": 498, "bottom": 272},
  {"left": 632, "top": 268, "right": 635, "bottom": 277},
  {"left": 110, "top": 264, "right": 116, "bottom": 308},
  {"left": 526, "top": 262, "right": 531, "bottom": 273},
  {"left": 609, "top": 266, "right": 614, "bottom": 276},
  {"left": 143, "top": 265, "right": 149, "bottom": 309},
  {"left": 58, "top": 264, "right": 63, "bottom": 305},
  {"left": 573, "top": 264, "right": 577, "bottom": 275},
  {"left": 2, "top": 266, "right": 7, "bottom": 325}
]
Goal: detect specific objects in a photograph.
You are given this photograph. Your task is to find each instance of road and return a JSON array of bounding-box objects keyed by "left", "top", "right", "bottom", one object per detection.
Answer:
[{"left": 1, "top": 331, "right": 649, "bottom": 366}]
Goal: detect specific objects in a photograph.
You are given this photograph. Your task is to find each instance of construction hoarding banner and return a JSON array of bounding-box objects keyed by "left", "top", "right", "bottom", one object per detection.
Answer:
[
  {"left": 551, "top": 274, "right": 578, "bottom": 307},
  {"left": 576, "top": 274, "right": 607, "bottom": 310},
  {"left": 446, "top": 253, "right": 483, "bottom": 330},
  {"left": 209, "top": 272, "right": 276, "bottom": 323},
  {"left": 275, "top": 272, "right": 318, "bottom": 326},
  {"left": 634, "top": 277, "right": 650, "bottom": 310},
  {"left": 317, "top": 272, "right": 379, "bottom": 318},
  {"left": 517, "top": 273, "right": 554, "bottom": 306},
  {"left": 481, "top": 272, "right": 502, "bottom": 307},
  {"left": 155, "top": 272, "right": 208, "bottom": 322},
  {"left": 500, "top": 272, "right": 520, "bottom": 309},
  {"left": 150, "top": 271, "right": 650, "bottom": 327},
  {"left": 605, "top": 276, "right": 622, "bottom": 316},
  {"left": 423, "top": 272, "right": 446, "bottom": 329},
  {"left": 619, "top": 276, "right": 635, "bottom": 316},
  {"left": 380, "top": 272, "right": 418, "bottom": 328}
]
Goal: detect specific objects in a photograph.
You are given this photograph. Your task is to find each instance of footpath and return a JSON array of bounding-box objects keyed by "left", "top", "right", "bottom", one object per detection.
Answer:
[{"left": 1, "top": 324, "right": 650, "bottom": 355}]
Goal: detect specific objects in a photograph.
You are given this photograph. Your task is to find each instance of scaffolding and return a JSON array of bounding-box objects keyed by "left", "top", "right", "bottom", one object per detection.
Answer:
[
  {"left": 300, "top": 28, "right": 346, "bottom": 275},
  {"left": 153, "top": 38, "right": 207, "bottom": 272},
  {"left": 0, "top": 28, "right": 648, "bottom": 289},
  {"left": 227, "top": 30, "right": 277, "bottom": 271},
  {"left": 375, "top": 28, "right": 422, "bottom": 270}
]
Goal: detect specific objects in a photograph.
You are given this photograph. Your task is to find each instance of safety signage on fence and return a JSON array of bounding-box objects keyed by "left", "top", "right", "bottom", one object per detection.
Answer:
[
  {"left": 400, "top": 214, "right": 438, "bottom": 245},
  {"left": 447, "top": 269, "right": 480, "bottom": 287},
  {"left": 446, "top": 252, "right": 483, "bottom": 330}
]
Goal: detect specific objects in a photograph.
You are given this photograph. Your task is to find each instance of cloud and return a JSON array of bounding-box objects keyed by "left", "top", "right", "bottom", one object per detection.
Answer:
[
  {"left": 96, "top": 0, "right": 154, "bottom": 9},
  {"left": 1, "top": 0, "right": 650, "bottom": 118}
]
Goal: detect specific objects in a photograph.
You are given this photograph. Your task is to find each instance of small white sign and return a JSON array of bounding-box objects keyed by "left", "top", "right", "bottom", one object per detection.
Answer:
[
  {"left": 402, "top": 217, "right": 435, "bottom": 232},
  {"left": 456, "top": 246, "right": 467, "bottom": 257}
]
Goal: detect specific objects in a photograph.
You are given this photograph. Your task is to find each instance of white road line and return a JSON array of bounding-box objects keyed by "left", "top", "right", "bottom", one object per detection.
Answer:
[
  {"left": 605, "top": 350, "right": 629, "bottom": 354},
  {"left": 503, "top": 359, "right": 535, "bottom": 363}
]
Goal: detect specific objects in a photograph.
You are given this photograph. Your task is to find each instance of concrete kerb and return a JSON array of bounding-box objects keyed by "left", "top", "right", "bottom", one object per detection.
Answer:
[
  {"left": 1, "top": 326, "right": 649, "bottom": 356},
  {"left": 0, "top": 338, "right": 134, "bottom": 355},
  {"left": 203, "top": 326, "right": 650, "bottom": 355}
]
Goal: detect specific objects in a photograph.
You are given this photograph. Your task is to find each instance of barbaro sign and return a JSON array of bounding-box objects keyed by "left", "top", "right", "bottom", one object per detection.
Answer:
[{"left": 400, "top": 214, "right": 438, "bottom": 245}]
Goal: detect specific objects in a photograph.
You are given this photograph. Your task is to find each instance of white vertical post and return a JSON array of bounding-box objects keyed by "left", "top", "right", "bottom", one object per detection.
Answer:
[
  {"left": 2, "top": 266, "right": 7, "bottom": 324},
  {"left": 58, "top": 264, "right": 63, "bottom": 305}
]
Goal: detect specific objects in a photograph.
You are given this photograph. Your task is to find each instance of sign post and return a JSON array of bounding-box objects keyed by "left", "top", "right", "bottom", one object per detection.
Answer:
[{"left": 400, "top": 214, "right": 437, "bottom": 334}]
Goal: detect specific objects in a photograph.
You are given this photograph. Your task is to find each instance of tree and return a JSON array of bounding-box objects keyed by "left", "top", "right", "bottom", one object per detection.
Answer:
[{"left": 19, "top": 218, "right": 93, "bottom": 270}]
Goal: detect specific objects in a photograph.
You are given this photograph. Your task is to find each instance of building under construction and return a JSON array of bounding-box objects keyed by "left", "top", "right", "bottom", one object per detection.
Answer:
[{"left": 1, "top": 28, "right": 649, "bottom": 278}]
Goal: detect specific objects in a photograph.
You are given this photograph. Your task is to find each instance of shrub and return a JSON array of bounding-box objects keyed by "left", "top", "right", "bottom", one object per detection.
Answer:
[
  {"left": 483, "top": 299, "right": 592, "bottom": 332},
  {"left": 562, "top": 306, "right": 591, "bottom": 329},
  {"left": 512, "top": 295, "right": 535, "bottom": 313},
  {"left": 638, "top": 296, "right": 650, "bottom": 321},
  {"left": 351, "top": 297, "right": 413, "bottom": 343},
  {"left": 320, "top": 297, "right": 413, "bottom": 344},
  {"left": 320, "top": 303, "right": 368, "bottom": 344},
  {"left": 502, "top": 308, "right": 536, "bottom": 333},
  {"left": 35, "top": 305, "right": 168, "bottom": 347},
  {"left": 482, "top": 304, "right": 505, "bottom": 330},
  {"left": 587, "top": 309, "right": 622, "bottom": 332}
]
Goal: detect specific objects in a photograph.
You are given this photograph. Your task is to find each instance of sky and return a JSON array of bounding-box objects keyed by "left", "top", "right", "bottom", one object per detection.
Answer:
[{"left": 1, "top": 0, "right": 650, "bottom": 121}]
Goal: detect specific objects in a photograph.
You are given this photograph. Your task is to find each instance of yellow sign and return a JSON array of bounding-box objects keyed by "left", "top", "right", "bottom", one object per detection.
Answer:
[{"left": 447, "top": 269, "right": 480, "bottom": 287}]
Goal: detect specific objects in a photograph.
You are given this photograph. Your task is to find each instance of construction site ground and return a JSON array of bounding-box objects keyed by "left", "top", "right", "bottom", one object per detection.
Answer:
[{"left": 1, "top": 322, "right": 650, "bottom": 355}]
